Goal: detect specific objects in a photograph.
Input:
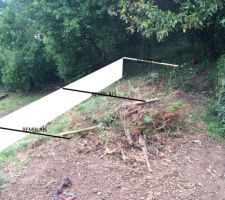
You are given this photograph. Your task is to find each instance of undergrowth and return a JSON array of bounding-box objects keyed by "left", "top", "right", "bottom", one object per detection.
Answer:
[
  {"left": 204, "top": 104, "right": 225, "bottom": 138},
  {"left": 190, "top": 103, "right": 225, "bottom": 139}
]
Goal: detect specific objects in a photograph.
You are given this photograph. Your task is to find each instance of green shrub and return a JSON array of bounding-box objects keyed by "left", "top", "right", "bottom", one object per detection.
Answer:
[
  {"left": 204, "top": 104, "right": 225, "bottom": 138},
  {"left": 1, "top": 50, "right": 30, "bottom": 91},
  {"left": 216, "top": 54, "right": 225, "bottom": 124}
]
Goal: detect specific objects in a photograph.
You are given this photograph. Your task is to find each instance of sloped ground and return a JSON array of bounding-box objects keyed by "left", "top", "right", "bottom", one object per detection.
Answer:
[
  {"left": 1, "top": 76, "right": 225, "bottom": 200},
  {"left": 0, "top": 127, "right": 225, "bottom": 199}
]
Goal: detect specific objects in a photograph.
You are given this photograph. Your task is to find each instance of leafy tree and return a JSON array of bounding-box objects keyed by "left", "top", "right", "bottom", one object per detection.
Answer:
[
  {"left": 112, "top": 0, "right": 225, "bottom": 60},
  {"left": 0, "top": 0, "right": 151, "bottom": 91},
  {"left": 0, "top": 0, "right": 57, "bottom": 91},
  {"left": 29, "top": 0, "right": 139, "bottom": 82}
]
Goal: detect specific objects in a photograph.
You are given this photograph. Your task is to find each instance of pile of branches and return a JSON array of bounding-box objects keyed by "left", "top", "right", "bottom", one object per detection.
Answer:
[
  {"left": 112, "top": 98, "right": 186, "bottom": 172},
  {"left": 60, "top": 98, "right": 186, "bottom": 173},
  {"left": 119, "top": 99, "right": 185, "bottom": 144}
]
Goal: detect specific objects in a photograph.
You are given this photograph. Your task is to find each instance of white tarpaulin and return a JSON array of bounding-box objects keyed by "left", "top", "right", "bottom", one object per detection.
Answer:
[{"left": 0, "top": 58, "right": 123, "bottom": 151}]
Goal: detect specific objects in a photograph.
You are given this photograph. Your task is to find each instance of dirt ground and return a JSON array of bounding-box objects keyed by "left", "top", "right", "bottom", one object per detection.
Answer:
[
  {"left": 1, "top": 80, "right": 225, "bottom": 200},
  {"left": 0, "top": 125, "right": 225, "bottom": 200}
]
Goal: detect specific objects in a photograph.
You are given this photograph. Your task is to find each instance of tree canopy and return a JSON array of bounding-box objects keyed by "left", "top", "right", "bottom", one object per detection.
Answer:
[
  {"left": 112, "top": 0, "right": 225, "bottom": 59},
  {"left": 0, "top": 0, "right": 225, "bottom": 91},
  {"left": 0, "top": 0, "right": 148, "bottom": 91}
]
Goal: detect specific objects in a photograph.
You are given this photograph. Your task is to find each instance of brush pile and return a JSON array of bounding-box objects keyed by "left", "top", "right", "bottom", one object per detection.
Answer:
[
  {"left": 100, "top": 98, "right": 186, "bottom": 172},
  {"left": 119, "top": 98, "right": 186, "bottom": 145},
  {"left": 65, "top": 95, "right": 187, "bottom": 173}
]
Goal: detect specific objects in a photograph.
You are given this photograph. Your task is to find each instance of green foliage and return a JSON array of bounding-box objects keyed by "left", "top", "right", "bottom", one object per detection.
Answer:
[
  {"left": 216, "top": 54, "right": 225, "bottom": 123},
  {"left": 29, "top": 0, "right": 147, "bottom": 82},
  {"left": 112, "top": 0, "right": 225, "bottom": 59},
  {"left": 0, "top": 91, "right": 45, "bottom": 118},
  {"left": 113, "top": 0, "right": 225, "bottom": 40},
  {"left": 1, "top": 50, "right": 30, "bottom": 91},
  {"left": 166, "top": 100, "right": 184, "bottom": 113},
  {"left": 138, "top": 114, "right": 153, "bottom": 126},
  {"left": 204, "top": 104, "right": 225, "bottom": 138},
  {"left": 0, "top": 1, "right": 58, "bottom": 91},
  {"left": 76, "top": 96, "right": 107, "bottom": 114},
  {"left": 96, "top": 111, "right": 121, "bottom": 127},
  {"left": 47, "top": 115, "right": 69, "bottom": 134},
  {"left": 0, "top": 0, "right": 150, "bottom": 91}
]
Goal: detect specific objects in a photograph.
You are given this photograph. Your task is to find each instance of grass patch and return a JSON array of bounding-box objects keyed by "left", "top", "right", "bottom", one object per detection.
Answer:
[
  {"left": 47, "top": 115, "right": 70, "bottom": 134},
  {"left": 166, "top": 100, "right": 184, "bottom": 113},
  {"left": 76, "top": 96, "right": 108, "bottom": 114},
  {"left": 189, "top": 103, "right": 225, "bottom": 139},
  {"left": 204, "top": 105, "right": 225, "bottom": 139},
  {"left": 0, "top": 92, "right": 46, "bottom": 117}
]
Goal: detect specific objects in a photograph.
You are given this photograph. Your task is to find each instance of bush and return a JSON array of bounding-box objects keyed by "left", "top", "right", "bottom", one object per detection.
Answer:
[
  {"left": 1, "top": 50, "right": 30, "bottom": 91},
  {"left": 216, "top": 54, "right": 225, "bottom": 124}
]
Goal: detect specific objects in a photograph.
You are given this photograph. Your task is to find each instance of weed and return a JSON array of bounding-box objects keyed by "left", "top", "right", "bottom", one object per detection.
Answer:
[
  {"left": 166, "top": 100, "right": 184, "bottom": 113},
  {"left": 204, "top": 105, "right": 225, "bottom": 138},
  {"left": 76, "top": 96, "right": 107, "bottom": 114},
  {"left": 190, "top": 103, "right": 225, "bottom": 138},
  {"left": 96, "top": 111, "right": 121, "bottom": 127},
  {"left": 47, "top": 115, "right": 69, "bottom": 134}
]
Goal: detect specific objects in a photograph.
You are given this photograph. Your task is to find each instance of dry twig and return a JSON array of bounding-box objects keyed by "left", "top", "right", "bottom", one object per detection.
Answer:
[
  {"left": 120, "top": 109, "right": 133, "bottom": 144},
  {"left": 100, "top": 144, "right": 124, "bottom": 159},
  {"left": 139, "top": 134, "right": 153, "bottom": 173}
]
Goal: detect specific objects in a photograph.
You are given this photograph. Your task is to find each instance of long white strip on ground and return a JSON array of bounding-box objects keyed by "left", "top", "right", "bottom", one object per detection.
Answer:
[
  {"left": 123, "top": 57, "right": 179, "bottom": 67},
  {"left": 0, "top": 59, "right": 123, "bottom": 151}
]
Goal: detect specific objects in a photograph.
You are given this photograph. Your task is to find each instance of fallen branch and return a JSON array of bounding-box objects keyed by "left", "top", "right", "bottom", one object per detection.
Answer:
[
  {"left": 156, "top": 119, "right": 170, "bottom": 131},
  {"left": 119, "top": 98, "right": 159, "bottom": 111},
  {"left": 100, "top": 144, "right": 124, "bottom": 159},
  {"left": 59, "top": 125, "right": 99, "bottom": 137},
  {"left": 136, "top": 98, "right": 159, "bottom": 105},
  {"left": 120, "top": 148, "right": 129, "bottom": 161},
  {"left": 139, "top": 134, "right": 152, "bottom": 173}
]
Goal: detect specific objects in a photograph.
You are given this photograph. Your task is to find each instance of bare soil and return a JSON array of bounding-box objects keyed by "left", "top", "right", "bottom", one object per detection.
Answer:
[
  {"left": 1, "top": 82, "right": 225, "bottom": 200},
  {"left": 1, "top": 125, "right": 225, "bottom": 199}
]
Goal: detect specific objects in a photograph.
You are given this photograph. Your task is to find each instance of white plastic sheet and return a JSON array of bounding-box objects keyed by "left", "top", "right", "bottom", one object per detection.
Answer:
[{"left": 0, "top": 58, "right": 123, "bottom": 151}]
